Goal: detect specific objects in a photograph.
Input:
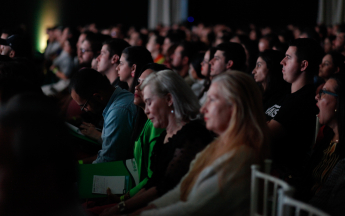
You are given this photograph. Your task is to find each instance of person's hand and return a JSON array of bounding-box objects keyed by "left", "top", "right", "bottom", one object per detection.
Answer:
[
  {"left": 79, "top": 122, "right": 102, "bottom": 141},
  {"left": 100, "top": 205, "right": 119, "bottom": 216},
  {"left": 107, "top": 188, "right": 121, "bottom": 203}
]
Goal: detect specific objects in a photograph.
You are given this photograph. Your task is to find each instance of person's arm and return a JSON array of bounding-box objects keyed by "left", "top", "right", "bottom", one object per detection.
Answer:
[
  {"left": 55, "top": 71, "right": 69, "bottom": 80},
  {"left": 80, "top": 155, "right": 98, "bottom": 164},
  {"left": 267, "top": 119, "right": 286, "bottom": 143},
  {"left": 93, "top": 107, "right": 135, "bottom": 164}
]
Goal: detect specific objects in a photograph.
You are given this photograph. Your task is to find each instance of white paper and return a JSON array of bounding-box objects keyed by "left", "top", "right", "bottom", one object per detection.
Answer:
[
  {"left": 126, "top": 158, "right": 139, "bottom": 186},
  {"left": 65, "top": 122, "right": 84, "bottom": 136},
  {"left": 92, "top": 175, "right": 126, "bottom": 194}
]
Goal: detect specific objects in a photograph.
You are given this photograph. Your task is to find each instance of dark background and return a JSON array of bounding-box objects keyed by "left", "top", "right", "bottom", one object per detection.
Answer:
[{"left": 0, "top": 0, "right": 318, "bottom": 46}]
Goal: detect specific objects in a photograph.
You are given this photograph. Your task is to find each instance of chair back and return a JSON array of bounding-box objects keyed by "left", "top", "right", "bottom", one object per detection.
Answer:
[
  {"left": 277, "top": 189, "right": 330, "bottom": 216},
  {"left": 250, "top": 160, "right": 294, "bottom": 216}
]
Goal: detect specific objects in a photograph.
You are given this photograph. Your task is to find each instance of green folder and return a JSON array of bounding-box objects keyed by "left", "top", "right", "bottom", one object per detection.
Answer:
[{"left": 78, "top": 160, "right": 134, "bottom": 199}]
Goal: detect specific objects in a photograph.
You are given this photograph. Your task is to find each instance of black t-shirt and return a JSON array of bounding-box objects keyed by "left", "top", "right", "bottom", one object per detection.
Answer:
[
  {"left": 263, "top": 88, "right": 289, "bottom": 121},
  {"left": 267, "top": 84, "right": 318, "bottom": 179}
]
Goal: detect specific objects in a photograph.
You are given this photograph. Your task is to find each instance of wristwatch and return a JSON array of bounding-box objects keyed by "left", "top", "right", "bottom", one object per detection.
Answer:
[{"left": 118, "top": 201, "right": 126, "bottom": 213}]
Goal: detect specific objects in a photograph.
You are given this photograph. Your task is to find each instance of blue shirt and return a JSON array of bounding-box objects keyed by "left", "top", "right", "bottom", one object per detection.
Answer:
[{"left": 93, "top": 87, "right": 137, "bottom": 164}]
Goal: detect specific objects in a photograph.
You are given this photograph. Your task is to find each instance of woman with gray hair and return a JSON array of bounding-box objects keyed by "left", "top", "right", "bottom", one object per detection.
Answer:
[{"left": 100, "top": 70, "right": 214, "bottom": 216}]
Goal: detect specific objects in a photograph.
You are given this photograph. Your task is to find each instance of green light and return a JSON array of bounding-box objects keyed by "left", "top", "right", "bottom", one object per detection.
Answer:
[{"left": 34, "top": 0, "right": 60, "bottom": 53}]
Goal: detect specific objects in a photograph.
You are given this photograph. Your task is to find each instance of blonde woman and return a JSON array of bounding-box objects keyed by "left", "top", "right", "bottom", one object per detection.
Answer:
[{"left": 135, "top": 71, "right": 270, "bottom": 216}]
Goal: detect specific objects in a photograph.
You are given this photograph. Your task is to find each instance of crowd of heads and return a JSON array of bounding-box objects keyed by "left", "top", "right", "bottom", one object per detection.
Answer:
[{"left": 1, "top": 18, "right": 345, "bottom": 215}]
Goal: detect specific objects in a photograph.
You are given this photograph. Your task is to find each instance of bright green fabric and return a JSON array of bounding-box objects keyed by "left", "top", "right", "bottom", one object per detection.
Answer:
[{"left": 129, "top": 119, "right": 165, "bottom": 197}]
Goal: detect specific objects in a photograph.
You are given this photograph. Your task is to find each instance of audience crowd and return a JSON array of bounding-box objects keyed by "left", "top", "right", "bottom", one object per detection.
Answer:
[{"left": 1, "top": 19, "right": 345, "bottom": 215}]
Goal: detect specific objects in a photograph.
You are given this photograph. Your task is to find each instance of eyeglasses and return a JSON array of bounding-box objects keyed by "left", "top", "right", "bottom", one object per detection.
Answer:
[
  {"left": 80, "top": 98, "right": 91, "bottom": 111},
  {"left": 201, "top": 60, "right": 209, "bottom": 65},
  {"left": 318, "top": 89, "right": 338, "bottom": 98},
  {"left": 80, "top": 48, "right": 93, "bottom": 54}
]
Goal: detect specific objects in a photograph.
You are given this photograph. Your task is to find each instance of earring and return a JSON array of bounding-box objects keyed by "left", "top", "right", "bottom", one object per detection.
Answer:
[
  {"left": 335, "top": 109, "right": 337, "bottom": 112},
  {"left": 171, "top": 109, "right": 174, "bottom": 114}
]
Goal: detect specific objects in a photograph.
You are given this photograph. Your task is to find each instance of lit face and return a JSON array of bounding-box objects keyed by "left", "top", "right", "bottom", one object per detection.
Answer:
[
  {"left": 79, "top": 40, "right": 94, "bottom": 65},
  {"left": 315, "top": 79, "right": 338, "bottom": 127},
  {"left": 146, "top": 35, "right": 157, "bottom": 53},
  {"left": 162, "top": 38, "right": 171, "bottom": 55},
  {"left": 143, "top": 85, "right": 171, "bottom": 128},
  {"left": 171, "top": 46, "right": 184, "bottom": 68},
  {"left": 324, "top": 38, "right": 333, "bottom": 53},
  {"left": 334, "top": 32, "right": 345, "bottom": 52},
  {"left": 258, "top": 38, "right": 269, "bottom": 52},
  {"left": 319, "top": 54, "right": 336, "bottom": 80},
  {"left": 77, "top": 33, "right": 86, "bottom": 59},
  {"left": 200, "top": 82, "right": 233, "bottom": 135},
  {"left": 129, "top": 32, "right": 140, "bottom": 46},
  {"left": 0, "top": 45, "right": 11, "bottom": 56},
  {"left": 134, "top": 69, "right": 154, "bottom": 107},
  {"left": 117, "top": 54, "right": 133, "bottom": 82},
  {"left": 201, "top": 50, "right": 210, "bottom": 77},
  {"left": 209, "top": 50, "right": 227, "bottom": 77},
  {"left": 97, "top": 45, "right": 112, "bottom": 73},
  {"left": 252, "top": 57, "right": 269, "bottom": 84},
  {"left": 280, "top": 46, "right": 301, "bottom": 83}
]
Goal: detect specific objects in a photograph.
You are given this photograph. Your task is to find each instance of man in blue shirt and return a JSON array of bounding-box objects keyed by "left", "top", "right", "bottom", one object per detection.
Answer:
[{"left": 70, "top": 68, "right": 137, "bottom": 163}]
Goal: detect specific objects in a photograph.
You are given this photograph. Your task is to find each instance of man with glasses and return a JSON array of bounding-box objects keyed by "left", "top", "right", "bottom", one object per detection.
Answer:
[
  {"left": 78, "top": 32, "right": 103, "bottom": 68},
  {"left": 266, "top": 38, "right": 323, "bottom": 185},
  {"left": 70, "top": 68, "right": 137, "bottom": 164}
]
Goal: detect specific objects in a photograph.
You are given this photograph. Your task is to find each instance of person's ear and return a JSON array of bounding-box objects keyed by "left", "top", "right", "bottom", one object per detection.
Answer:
[
  {"left": 111, "top": 54, "right": 119, "bottom": 64},
  {"left": 335, "top": 66, "right": 340, "bottom": 73},
  {"left": 166, "top": 93, "right": 173, "bottom": 107},
  {"left": 9, "top": 50, "right": 15, "bottom": 58},
  {"left": 226, "top": 60, "right": 234, "bottom": 69},
  {"left": 182, "top": 56, "right": 189, "bottom": 66},
  {"left": 301, "top": 60, "right": 308, "bottom": 72},
  {"left": 131, "top": 64, "right": 137, "bottom": 78}
]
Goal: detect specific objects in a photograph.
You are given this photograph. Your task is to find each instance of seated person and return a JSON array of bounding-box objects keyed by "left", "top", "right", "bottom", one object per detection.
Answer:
[
  {"left": 100, "top": 70, "right": 214, "bottom": 215},
  {"left": 117, "top": 46, "right": 153, "bottom": 93},
  {"left": 96, "top": 38, "right": 130, "bottom": 90},
  {"left": 298, "top": 73, "right": 345, "bottom": 215},
  {"left": 70, "top": 68, "right": 137, "bottom": 164},
  {"left": 252, "top": 49, "right": 290, "bottom": 121},
  {"left": 135, "top": 72, "right": 270, "bottom": 216},
  {"left": 42, "top": 38, "right": 76, "bottom": 96},
  {"left": 267, "top": 38, "right": 323, "bottom": 184},
  {"left": 209, "top": 42, "right": 247, "bottom": 79}
]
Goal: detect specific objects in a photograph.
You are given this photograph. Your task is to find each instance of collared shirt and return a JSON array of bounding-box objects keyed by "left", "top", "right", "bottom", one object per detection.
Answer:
[{"left": 93, "top": 87, "right": 137, "bottom": 164}]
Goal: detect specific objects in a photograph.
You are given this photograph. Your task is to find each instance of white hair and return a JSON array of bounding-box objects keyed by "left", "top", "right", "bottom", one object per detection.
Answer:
[{"left": 141, "top": 69, "right": 200, "bottom": 122}]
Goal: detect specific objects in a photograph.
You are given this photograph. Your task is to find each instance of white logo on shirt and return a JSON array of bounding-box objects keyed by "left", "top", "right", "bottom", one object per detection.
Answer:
[{"left": 265, "top": 105, "right": 281, "bottom": 118}]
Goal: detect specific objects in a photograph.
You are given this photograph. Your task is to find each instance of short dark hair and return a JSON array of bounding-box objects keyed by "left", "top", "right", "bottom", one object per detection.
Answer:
[
  {"left": 84, "top": 32, "right": 104, "bottom": 57},
  {"left": 69, "top": 68, "right": 111, "bottom": 100},
  {"left": 328, "top": 51, "right": 345, "bottom": 74},
  {"left": 179, "top": 41, "right": 198, "bottom": 64},
  {"left": 103, "top": 38, "right": 130, "bottom": 59},
  {"left": 289, "top": 38, "right": 323, "bottom": 75},
  {"left": 215, "top": 42, "right": 247, "bottom": 71}
]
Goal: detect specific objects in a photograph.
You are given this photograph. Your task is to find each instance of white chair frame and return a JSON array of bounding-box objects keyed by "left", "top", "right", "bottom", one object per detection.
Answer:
[
  {"left": 277, "top": 189, "right": 330, "bottom": 216},
  {"left": 250, "top": 160, "right": 294, "bottom": 216}
]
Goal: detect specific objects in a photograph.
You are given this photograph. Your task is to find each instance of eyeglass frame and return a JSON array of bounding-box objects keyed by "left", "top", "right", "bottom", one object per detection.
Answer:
[
  {"left": 318, "top": 89, "right": 338, "bottom": 98},
  {"left": 80, "top": 97, "right": 91, "bottom": 111},
  {"left": 80, "top": 48, "right": 93, "bottom": 54}
]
